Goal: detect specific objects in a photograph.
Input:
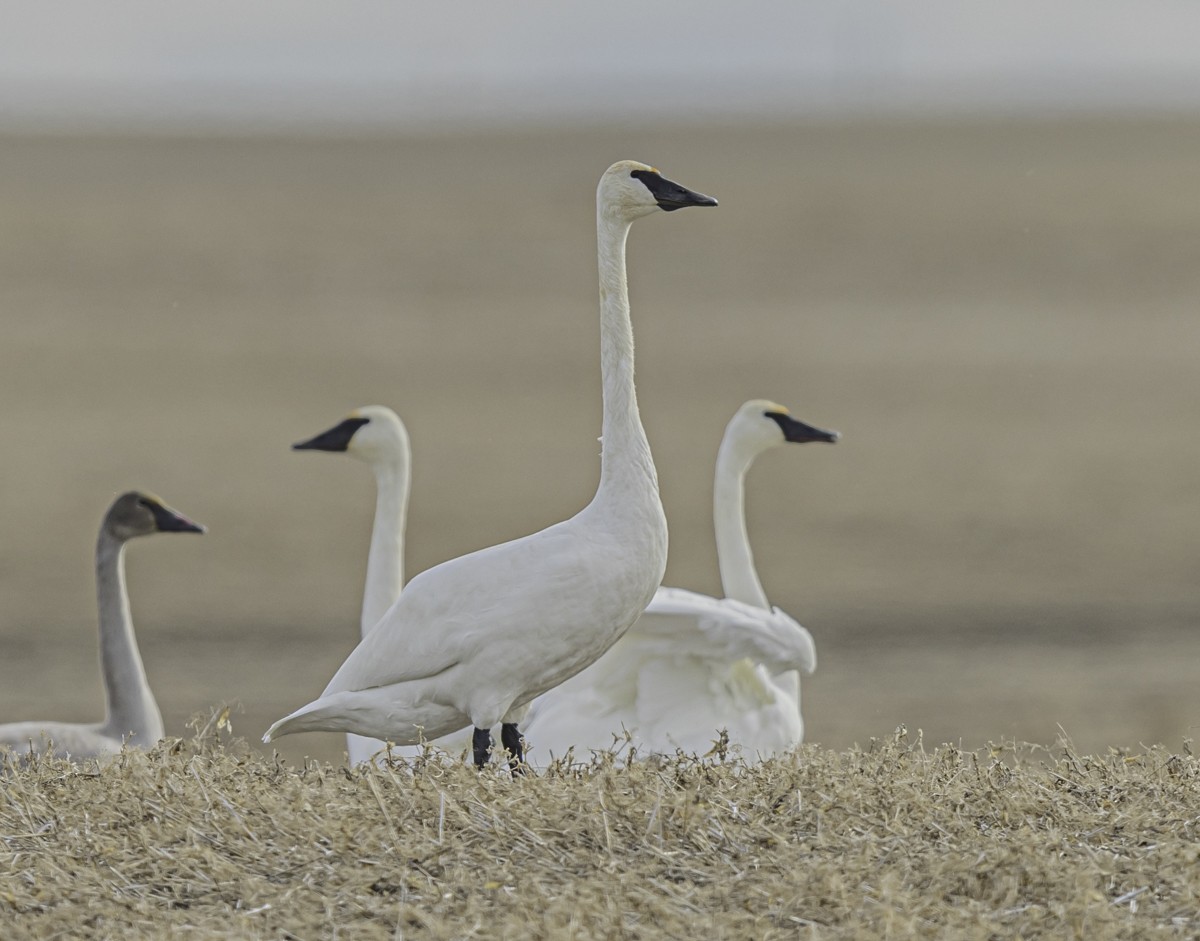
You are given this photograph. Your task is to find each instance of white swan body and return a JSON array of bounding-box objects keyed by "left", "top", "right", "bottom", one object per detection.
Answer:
[
  {"left": 264, "top": 161, "right": 717, "bottom": 765},
  {"left": 0, "top": 492, "right": 205, "bottom": 762},
  {"left": 522, "top": 400, "right": 838, "bottom": 763},
  {"left": 292, "top": 405, "right": 411, "bottom": 765}
]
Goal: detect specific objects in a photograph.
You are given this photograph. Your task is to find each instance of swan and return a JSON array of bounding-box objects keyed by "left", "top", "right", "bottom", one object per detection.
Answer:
[
  {"left": 264, "top": 161, "right": 717, "bottom": 769},
  {"left": 521, "top": 400, "right": 838, "bottom": 764},
  {"left": 0, "top": 491, "right": 205, "bottom": 762},
  {"left": 292, "top": 405, "right": 411, "bottom": 766}
]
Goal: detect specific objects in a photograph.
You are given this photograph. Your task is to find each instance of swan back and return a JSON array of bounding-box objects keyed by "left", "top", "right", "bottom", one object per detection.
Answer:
[{"left": 0, "top": 722, "right": 123, "bottom": 764}]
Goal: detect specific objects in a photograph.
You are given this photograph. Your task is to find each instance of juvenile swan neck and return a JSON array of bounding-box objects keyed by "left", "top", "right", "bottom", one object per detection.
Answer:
[
  {"left": 713, "top": 437, "right": 770, "bottom": 608},
  {"left": 95, "top": 531, "right": 163, "bottom": 744},
  {"left": 595, "top": 212, "right": 657, "bottom": 500},
  {"left": 362, "top": 459, "right": 409, "bottom": 635}
]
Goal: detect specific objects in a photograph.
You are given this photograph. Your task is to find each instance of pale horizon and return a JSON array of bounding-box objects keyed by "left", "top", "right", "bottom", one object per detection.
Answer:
[{"left": 2, "top": 1, "right": 1199, "bottom": 132}]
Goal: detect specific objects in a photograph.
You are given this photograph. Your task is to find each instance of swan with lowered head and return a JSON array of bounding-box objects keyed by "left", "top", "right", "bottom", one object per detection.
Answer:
[
  {"left": 292, "top": 405, "right": 412, "bottom": 765},
  {"left": 0, "top": 491, "right": 205, "bottom": 762},
  {"left": 522, "top": 400, "right": 838, "bottom": 763},
  {"left": 264, "top": 161, "right": 717, "bottom": 769}
]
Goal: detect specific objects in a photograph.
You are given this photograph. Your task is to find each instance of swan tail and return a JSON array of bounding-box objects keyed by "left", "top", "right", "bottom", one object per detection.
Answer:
[{"left": 262, "top": 694, "right": 359, "bottom": 743}]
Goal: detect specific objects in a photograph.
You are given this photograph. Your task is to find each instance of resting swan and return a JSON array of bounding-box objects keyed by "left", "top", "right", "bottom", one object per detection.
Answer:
[
  {"left": 0, "top": 492, "right": 205, "bottom": 762},
  {"left": 521, "top": 400, "right": 838, "bottom": 763},
  {"left": 292, "top": 405, "right": 411, "bottom": 766},
  {"left": 264, "top": 161, "right": 717, "bottom": 769}
]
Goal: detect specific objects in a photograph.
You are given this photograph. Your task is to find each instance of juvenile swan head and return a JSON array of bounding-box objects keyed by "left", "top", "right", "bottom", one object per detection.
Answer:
[
  {"left": 728, "top": 400, "right": 840, "bottom": 458},
  {"left": 598, "top": 160, "right": 718, "bottom": 221},
  {"left": 103, "top": 492, "right": 206, "bottom": 542},
  {"left": 293, "top": 405, "right": 410, "bottom": 466}
]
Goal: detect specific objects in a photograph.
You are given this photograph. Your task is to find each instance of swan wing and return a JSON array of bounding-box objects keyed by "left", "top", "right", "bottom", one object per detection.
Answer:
[
  {"left": 321, "top": 551, "right": 506, "bottom": 695},
  {"left": 632, "top": 587, "right": 817, "bottom": 675},
  {"left": 523, "top": 588, "right": 813, "bottom": 761},
  {"left": 629, "top": 655, "right": 802, "bottom": 756},
  {"left": 524, "top": 626, "right": 804, "bottom": 761},
  {"left": 322, "top": 522, "right": 615, "bottom": 697}
]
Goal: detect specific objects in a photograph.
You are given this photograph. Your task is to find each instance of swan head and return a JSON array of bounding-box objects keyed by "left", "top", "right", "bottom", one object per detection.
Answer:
[
  {"left": 598, "top": 161, "right": 718, "bottom": 221},
  {"left": 729, "top": 400, "right": 840, "bottom": 458},
  {"left": 104, "top": 491, "right": 206, "bottom": 542},
  {"left": 293, "top": 405, "right": 410, "bottom": 466}
]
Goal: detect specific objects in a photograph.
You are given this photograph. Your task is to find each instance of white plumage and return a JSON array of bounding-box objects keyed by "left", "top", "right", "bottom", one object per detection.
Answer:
[
  {"left": 522, "top": 400, "right": 838, "bottom": 764},
  {"left": 291, "top": 405, "right": 411, "bottom": 766},
  {"left": 0, "top": 492, "right": 204, "bottom": 763},
  {"left": 264, "top": 161, "right": 717, "bottom": 767}
]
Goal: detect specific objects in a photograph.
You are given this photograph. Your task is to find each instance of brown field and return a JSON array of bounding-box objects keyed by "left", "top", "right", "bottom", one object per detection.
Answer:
[
  {"left": 4, "top": 728, "right": 1200, "bottom": 939},
  {"left": 0, "top": 119, "right": 1197, "bottom": 768}
]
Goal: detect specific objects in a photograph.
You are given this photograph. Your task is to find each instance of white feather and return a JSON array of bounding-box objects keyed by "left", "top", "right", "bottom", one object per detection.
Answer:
[
  {"left": 264, "top": 161, "right": 717, "bottom": 754},
  {"left": 522, "top": 400, "right": 837, "bottom": 765},
  {"left": 292, "top": 405, "right": 411, "bottom": 765}
]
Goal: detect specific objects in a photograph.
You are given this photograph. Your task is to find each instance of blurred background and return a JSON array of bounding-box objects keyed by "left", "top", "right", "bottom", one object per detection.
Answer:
[{"left": 0, "top": 2, "right": 1198, "bottom": 763}]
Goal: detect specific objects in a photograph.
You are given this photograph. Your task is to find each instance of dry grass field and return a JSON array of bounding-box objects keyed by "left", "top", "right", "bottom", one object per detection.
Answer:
[
  {"left": 4, "top": 724, "right": 1200, "bottom": 939},
  {"left": 0, "top": 118, "right": 1197, "bottom": 767}
]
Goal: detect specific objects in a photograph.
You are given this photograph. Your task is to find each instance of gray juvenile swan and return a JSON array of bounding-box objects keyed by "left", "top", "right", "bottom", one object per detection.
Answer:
[
  {"left": 0, "top": 491, "right": 205, "bottom": 762},
  {"left": 264, "top": 161, "right": 717, "bottom": 770}
]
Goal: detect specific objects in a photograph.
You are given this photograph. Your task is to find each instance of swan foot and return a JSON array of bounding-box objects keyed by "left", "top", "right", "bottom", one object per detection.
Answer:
[
  {"left": 471, "top": 725, "right": 527, "bottom": 775},
  {"left": 500, "top": 722, "right": 527, "bottom": 775},
  {"left": 472, "top": 727, "right": 491, "bottom": 769}
]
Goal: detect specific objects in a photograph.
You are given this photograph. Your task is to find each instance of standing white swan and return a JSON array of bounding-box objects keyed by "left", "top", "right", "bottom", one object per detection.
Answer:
[
  {"left": 0, "top": 492, "right": 205, "bottom": 762},
  {"left": 292, "top": 405, "right": 412, "bottom": 766},
  {"left": 264, "top": 161, "right": 717, "bottom": 769},
  {"left": 522, "top": 400, "right": 838, "bottom": 763}
]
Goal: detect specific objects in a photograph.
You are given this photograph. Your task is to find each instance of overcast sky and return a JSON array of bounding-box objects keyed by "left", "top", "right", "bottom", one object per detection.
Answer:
[{"left": 3, "top": 1, "right": 1199, "bottom": 131}]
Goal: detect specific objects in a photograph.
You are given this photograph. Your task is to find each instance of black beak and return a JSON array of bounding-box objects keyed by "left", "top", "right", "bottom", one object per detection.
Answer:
[
  {"left": 632, "top": 169, "right": 718, "bottom": 212},
  {"left": 150, "top": 502, "right": 206, "bottom": 534},
  {"left": 765, "top": 412, "right": 840, "bottom": 445},
  {"left": 293, "top": 416, "right": 370, "bottom": 453}
]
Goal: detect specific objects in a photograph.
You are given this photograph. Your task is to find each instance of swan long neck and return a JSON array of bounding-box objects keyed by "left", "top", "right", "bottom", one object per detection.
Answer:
[
  {"left": 595, "top": 212, "right": 658, "bottom": 502},
  {"left": 95, "top": 531, "right": 162, "bottom": 744},
  {"left": 361, "top": 458, "right": 409, "bottom": 636},
  {"left": 713, "top": 436, "right": 770, "bottom": 609}
]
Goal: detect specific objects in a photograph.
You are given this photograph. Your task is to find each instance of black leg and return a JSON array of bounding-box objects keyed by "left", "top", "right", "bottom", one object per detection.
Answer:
[
  {"left": 472, "top": 727, "right": 491, "bottom": 768},
  {"left": 500, "top": 723, "right": 526, "bottom": 775}
]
